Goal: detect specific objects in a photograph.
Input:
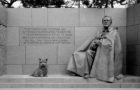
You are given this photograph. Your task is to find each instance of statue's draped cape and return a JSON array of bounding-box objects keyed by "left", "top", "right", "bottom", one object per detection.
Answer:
[{"left": 67, "top": 27, "right": 122, "bottom": 82}]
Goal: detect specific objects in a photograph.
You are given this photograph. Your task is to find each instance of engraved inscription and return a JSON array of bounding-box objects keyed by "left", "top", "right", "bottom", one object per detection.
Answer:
[{"left": 20, "top": 27, "right": 73, "bottom": 45}]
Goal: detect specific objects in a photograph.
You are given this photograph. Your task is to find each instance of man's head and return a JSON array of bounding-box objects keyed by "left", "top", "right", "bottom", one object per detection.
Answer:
[{"left": 102, "top": 16, "right": 112, "bottom": 27}]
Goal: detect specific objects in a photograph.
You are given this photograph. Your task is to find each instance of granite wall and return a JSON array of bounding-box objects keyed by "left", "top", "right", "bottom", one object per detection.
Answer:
[
  {"left": 6, "top": 8, "right": 126, "bottom": 75},
  {"left": 0, "top": 8, "right": 7, "bottom": 75},
  {"left": 127, "top": 4, "right": 140, "bottom": 76}
]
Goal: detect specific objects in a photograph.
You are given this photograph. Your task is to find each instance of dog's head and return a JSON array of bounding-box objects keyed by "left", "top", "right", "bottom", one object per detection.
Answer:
[{"left": 39, "top": 58, "right": 48, "bottom": 68}]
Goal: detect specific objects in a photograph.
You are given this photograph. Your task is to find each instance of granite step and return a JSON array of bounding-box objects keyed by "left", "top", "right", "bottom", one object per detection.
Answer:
[{"left": 0, "top": 75, "right": 139, "bottom": 88}]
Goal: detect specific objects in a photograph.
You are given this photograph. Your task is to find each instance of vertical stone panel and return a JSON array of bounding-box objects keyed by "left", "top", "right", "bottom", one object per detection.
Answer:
[
  {"left": 7, "top": 9, "right": 20, "bottom": 26},
  {"left": 6, "top": 65, "right": 23, "bottom": 75},
  {"left": 105, "top": 8, "right": 126, "bottom": 26},
  {"left": 118, "top": 26, "right": 126, "bottom": 53},
  {"left": 48, "top": 65, "right": 67, "bottom": 75},
  {"left": 127, "top": 25, "right": 138, "bottom": 44},
  {"left": 31, "top": 8, "right": 46, "bottom": 26},
  {"left": 127, "top": 6, "right": 135, "bottom": 25},
  {"left": 8, "top": 8, "right": 32, "bottom": 27},
  {"left": 126, "top": 65, "right": 140, "bottom": 76},
  {"left": 134, "top": 4, "right": 140, "bottom": 24},
  {"left": 19, "top": 9, "right": 31, "bottom": 26},
  {"left": 7, "top": 46, "right": 25, "bottom": 64},
  {"left": 80, "top": 9, "right": 104, "bottom": 26},
  {"left": 0, "top": 8, "right": 7, "bottom": 26},
  {"left": 58, "top": 44, "right": 74, "bottom": 64},
  {"left": 22, "top": 64, "right": 37, "bottom": 75},
  {"left": 137, "top": 25, "right": 140, "bottom": 42},
  {"left": 7, "top": 27, "right": 19, "bottom": 46},
  {"left": 75, "top": 27, "right": 102, "bottom": 50},
  {"left": 48, "top": 9, "right": 79, "bottom": 26},
  {"left": 26, "top": 45, "right": 57, "bottom": 64}
]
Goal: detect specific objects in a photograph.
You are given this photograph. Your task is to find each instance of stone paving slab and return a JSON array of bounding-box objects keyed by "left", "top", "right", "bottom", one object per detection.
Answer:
[{"left": 0, "top": 75, "right": 139, "bottom": 88}]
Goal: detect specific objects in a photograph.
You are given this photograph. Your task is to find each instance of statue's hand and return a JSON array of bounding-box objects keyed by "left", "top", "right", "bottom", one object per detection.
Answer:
[{"left": 94, "top": 40, "right": 101, "bottom": 46}]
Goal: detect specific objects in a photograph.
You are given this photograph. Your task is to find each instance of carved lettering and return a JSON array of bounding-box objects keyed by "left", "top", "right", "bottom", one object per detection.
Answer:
[{"left": 20, "top": 27, "right": 73, "bottom": 45}]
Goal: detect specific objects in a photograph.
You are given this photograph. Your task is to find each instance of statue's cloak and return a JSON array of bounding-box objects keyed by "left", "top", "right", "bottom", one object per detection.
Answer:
[{"left": 67, "top": 27, "right": 122, "bottom": 81}]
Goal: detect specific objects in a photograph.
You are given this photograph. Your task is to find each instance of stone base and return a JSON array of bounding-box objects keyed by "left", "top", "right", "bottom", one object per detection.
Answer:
[{"left": 0, "top": 75, "right": 139, "bottom": 88}]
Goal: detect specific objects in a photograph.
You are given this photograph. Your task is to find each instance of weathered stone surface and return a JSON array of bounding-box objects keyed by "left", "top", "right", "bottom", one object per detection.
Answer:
[
  {"left": 20, "top": 27, "right": 74, "bottom": 45},
  {"left": 26, "top": 45, "right": 57, "bottom": 64},
  {"left": 7, "top": 46, "right": 25, "bottom": 64},
  {"left": 48, "top": 9, "right": 79, "bottom": 26},
  {"left": 7, "top": 27, "right": 19, "bottom": 46},
  {"left": 0, "top": 8, "right": 7, "bottom": 26},
  {"left": 31, "top": 8, "right": 46, "bottom": 26},
  {"left": 105, "top": 8, "right": 126, "bottom": 26},
  {"left": 6, "top": 65, "right": 23, "bottom": 75},
  {"left": 80, "top": 9, "right": 104, "bottom": 26}
]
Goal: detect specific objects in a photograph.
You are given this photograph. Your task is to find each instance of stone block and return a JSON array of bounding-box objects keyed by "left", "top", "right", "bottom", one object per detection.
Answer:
[
  {"left": 0, "top": 46, "right": 6, "bottom": 63},
  {"left": 6, "top": 65, "right": 22, "bottom": 75},
  {"left": 137, "top": 25, "right": 140, "bottom": 41},
  {"left": 134, "top": 4, "right": 140, "bottom": 24},
  {"left": 0, "top": 26, "right": 6, "bottom": 46},
  {"left": 127, "top": 6, "right": 135, "bottom": 25},
  {"left": 19, "top": 8, "right": 32, "bottom": 26},
  {"left": 127, "top": 45, "right": 136, "bottom": 55},
  {"left": 126, "top": 65, "right": 140, "bottom": 76},
  {"left": 7, "top": 9, "right": 20, "bottom": 26},
  {"left": 127, "top": 26, "right": 138, "bottom": 44},
  {"left": 22, "top": 64, "right": 37, "bottom": 75},
  {"left": 0, "top": 8, "right": 7, "bottom": 26},
  {"left": 136, "top": 45, "right": 140, "bottom": 56},
  {"left": 31, "top": 8, "right": 46, "bottom": 26},
  {"left": 7, "top": 46, "right": 25, "bottom": 64},
  {"left": 48, "top": 65, "right": 67, "bottom": 75},
  {"left": 7, "top": 27, "right": 19, "bottom": 46},
  {"left": 105, "top": 8, "right": 126, "bottom": 26},
  {"left": 58, "top": 44, "right": 74, "bottom": 64},
  {"left": 121, "top": 83, "right": 140, "bottom": 88},
  {"left": 80, "top": 9, "right": 104, "bottom": 26},
  {"left": 118, "top": 26, "right": 126, "bottom": 53},
  {"left": 26, "top": 45, "right": 57, "bottom": 64},
  {"left": 7, "top": 8, "right": 31, "bottom": 26},
  {"left": 75, "top": 27, "right": 102, "bottom": 50},
  {"left": 23, "top": 64, "right": 67, "bottom": 75},
  {"left": 48, "top": 8, "right": 79, "bottom": 26}
]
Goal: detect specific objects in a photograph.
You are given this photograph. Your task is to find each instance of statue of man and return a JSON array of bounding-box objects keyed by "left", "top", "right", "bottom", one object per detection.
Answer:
[{"left": 67, "top": 16, "right": 123, "bottom": 83}]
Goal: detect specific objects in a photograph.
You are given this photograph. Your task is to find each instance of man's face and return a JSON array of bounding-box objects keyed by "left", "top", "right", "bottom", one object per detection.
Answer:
[{"left": 102, "top": 17, "right": 112, "bottom": 27}]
